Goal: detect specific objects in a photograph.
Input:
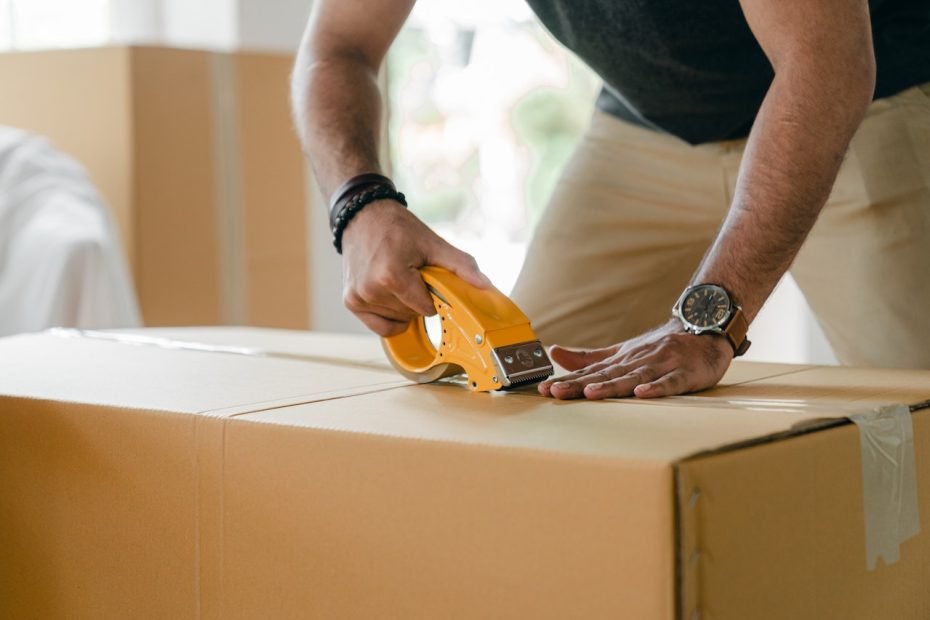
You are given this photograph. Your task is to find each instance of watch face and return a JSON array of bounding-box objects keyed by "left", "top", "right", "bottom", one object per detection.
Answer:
[{"left": 681, "top": 285, "right": 731, "bottom": 329}]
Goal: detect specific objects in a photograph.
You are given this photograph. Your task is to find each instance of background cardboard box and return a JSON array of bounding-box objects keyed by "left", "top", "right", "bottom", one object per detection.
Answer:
[
  {"left": 0, "top": 327, "right": 927, "bottom": 619},
  {"left": 0, "top": 47, "right": 311, "bottom": 329}
]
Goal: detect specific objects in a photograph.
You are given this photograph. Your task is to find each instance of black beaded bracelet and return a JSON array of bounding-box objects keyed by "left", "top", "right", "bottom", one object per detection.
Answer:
[
  {"left": 328, "top": 173, "right": 395, "bottom": 232},
  {"left": 332, "top": 185, "right": 407, "bottom": 254}
]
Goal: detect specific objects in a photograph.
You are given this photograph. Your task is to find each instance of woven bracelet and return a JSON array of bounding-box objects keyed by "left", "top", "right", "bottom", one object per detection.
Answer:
[
  {"left": 328, "top": 173, "right": 395, "bottom": 232},
  {"left": 332, "top": 185, "right": 407, "bottom": 254}
]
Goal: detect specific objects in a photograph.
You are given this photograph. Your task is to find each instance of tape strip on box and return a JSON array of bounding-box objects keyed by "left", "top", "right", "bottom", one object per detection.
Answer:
[
  {"left": 850, "top": 404, "right": 921, "bottom": 570},
  {"left": 50, "top": 328, "right": 397, "bottom": 374}
]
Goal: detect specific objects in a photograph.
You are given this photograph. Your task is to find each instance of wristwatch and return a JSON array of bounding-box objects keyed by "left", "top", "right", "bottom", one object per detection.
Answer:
[{"left": 672, "top": 284, "right": 751, "bottom": 356}]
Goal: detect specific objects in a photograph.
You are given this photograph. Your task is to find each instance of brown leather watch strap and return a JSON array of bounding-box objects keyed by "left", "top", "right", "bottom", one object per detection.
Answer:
[{"left": 724, "top": 307, "right": 751, "bottom": 357}]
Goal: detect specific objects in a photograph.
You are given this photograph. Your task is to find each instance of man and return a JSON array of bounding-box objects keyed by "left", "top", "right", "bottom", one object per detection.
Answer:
[{"left": 291, "top": 0, "right": 930, "bottom": 400}]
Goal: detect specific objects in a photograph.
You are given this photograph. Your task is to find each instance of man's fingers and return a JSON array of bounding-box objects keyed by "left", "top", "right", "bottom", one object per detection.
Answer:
[
  {"left": 547, "top": 364, "right": 638, "bottom": 400},
  {"left": 391, "top": 268, "right": 438, "bottom": 317},
  {"left": 356, "top": 312, "right": 411, "bottom": 338},
  {"left": 548, "top": 344, "right": 617, "bottom": 371},
  {"left": 428, "top": 242, "right": 492, "bottom": 289},
  {"left": 547, "top": 377, "right": 600, "bottom": 399},
  {"left": 538, "top": 343, "right": 626, "bottom": 396},
  {"left": 347, "top": 293, "right": 419, "bottom": 324},
  {"left": 538, "top": 361, "right": 614, "bottom": 396},
  {"left": 634, "top": 370, "right": 689, "bottom": 399},
  {"left": 584, "top": 367, "right": 660, "bottom": 400},
  {"left": 538, "top": 350, "right": 634, "bottom": 398},
  {"left": 350, "top": 277, "right": 426, "bottom": 322}
]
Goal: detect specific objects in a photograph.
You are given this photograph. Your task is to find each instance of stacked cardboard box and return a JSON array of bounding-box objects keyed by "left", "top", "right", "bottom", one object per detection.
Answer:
[
  {"left": 0, "top": 47, "right": 311, "bottom": 328},
  {"left": 0, "top": 327, "right": 927, "bottom": 618}
]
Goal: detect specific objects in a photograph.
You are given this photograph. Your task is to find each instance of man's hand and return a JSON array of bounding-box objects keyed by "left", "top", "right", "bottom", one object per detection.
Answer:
[
  {"left": 341, "top": 199, "right": 490, "bottom": 337},
  {"left": 538, "top": 320, "right": 733, "bottom": 400}
]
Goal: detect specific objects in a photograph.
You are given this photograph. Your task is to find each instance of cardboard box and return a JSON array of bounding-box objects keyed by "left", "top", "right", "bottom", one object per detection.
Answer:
[
  {"left": 1, "top": 327, "right": 927, "bottom": 619},
  {"left": 0, "top": 47, "right": 311, "bottom": 329}
]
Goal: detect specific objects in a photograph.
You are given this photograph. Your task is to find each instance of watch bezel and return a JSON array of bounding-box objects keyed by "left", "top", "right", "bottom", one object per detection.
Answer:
[{"left": 673, "top": 284, "right": 734, "bottom": 335}]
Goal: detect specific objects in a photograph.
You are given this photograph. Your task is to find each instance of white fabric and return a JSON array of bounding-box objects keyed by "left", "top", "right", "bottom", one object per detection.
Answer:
[{"left": 0, "top": 127, "right": 141, "bottom": 337}]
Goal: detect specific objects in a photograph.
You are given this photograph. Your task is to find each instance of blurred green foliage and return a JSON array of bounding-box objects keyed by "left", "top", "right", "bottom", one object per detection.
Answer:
[
  {"left": 387, "top": 20, "right": 599, "bottom": 231},
  {"left": 511, "top": 28, "right": 599, "bottom": 227}
]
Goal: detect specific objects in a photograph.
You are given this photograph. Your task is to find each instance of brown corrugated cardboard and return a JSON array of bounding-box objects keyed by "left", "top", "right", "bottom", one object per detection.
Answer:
[
  {"left": 0, "top": 47, "right": 310, "bottom": 329},
  {"left": 0, "top": 327, "right": 927, "bottom": 619}
]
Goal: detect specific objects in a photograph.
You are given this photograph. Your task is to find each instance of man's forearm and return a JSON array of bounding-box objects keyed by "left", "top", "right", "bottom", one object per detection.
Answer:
[
  {"left": 692, "top": 66, "right": 875, "bottom": 321},
  {"left": 291, "top": 0, "right": 415, "bottom": 201},
  {"left": 292, "top": 51, "right": 385, "bottom": 201}
]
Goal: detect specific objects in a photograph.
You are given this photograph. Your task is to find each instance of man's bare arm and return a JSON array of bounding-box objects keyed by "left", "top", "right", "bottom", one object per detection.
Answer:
[
  {"left": 291, "top": 0, "right": 415, "bottom": 198},
  {"left": 693, "top": 0, "right": 876, "bottom": 319},
  {"left": 291, "top": 0, "right": 488, "bottom": 337},
  {"left": 541, "top": 0, "right": 876, "bottom": 399}
]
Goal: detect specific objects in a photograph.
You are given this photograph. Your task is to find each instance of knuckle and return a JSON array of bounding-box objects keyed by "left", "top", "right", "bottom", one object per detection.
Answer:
[
  {"left": 343, "top": 290, "right": 363, "bottom": 311},
  {"left": 589, "top": 369, "right": 611, "bottom": 383},
  {"left": 357, "top": 281, "right": 382, "bottom": 301},
  {"left": 583, "top": 362, "right": 609, "bottom": 375},
  {"left": 571, "top": 371, "right": 596, "bottom": 384},
  {"left": 375, "top": 269, "right": 401, "bottom": 289},
  {"left": 373, "top": 324, "right": 395, "bottom": 338},
  {"left": 668, "top": 373, "right": 688, "bottom": 391},
  {"left": 398, "top": 308, "right": 421, "bottom": 323},
  {"left": 629, "top": 367, "right": 653, "bottom": 383},
  {"left": 365, "top": 315, "right": 401, "bottom": 338}
]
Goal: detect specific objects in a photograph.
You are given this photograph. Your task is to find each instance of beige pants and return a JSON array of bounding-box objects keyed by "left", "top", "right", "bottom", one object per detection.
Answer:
[{"left": 512, "top": 84, "right": 930, "bottom": 369}]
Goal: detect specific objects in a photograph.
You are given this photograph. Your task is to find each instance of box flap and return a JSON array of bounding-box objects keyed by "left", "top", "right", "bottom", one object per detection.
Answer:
[{"left": 0, "top": 329, "right": 405, "bottom": 416}]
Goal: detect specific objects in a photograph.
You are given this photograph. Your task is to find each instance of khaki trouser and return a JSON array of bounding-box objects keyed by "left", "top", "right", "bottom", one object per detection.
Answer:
[{"left": 511, "top": 83, "right": 930, "bottom": 369}]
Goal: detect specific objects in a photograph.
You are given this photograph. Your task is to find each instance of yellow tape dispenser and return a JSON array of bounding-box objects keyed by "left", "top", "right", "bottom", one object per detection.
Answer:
[{"left": 382, "top": 266, "right": 554, "bottom": 391}]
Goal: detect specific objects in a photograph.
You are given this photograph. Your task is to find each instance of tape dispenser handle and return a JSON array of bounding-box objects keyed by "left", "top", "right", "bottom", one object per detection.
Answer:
[{"left": 381, "top": 266, "right": 525, "bottom": 384}]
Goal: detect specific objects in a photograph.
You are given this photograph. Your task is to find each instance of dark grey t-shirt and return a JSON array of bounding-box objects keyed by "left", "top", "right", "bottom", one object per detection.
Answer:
[{"left": 525, "top": 0, "right": 930, "bottom": 144}]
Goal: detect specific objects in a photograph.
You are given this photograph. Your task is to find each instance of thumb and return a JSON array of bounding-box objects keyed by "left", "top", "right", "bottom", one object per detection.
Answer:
[
  {"left": 428, "top": 241, "right": 492, "bottom": 289},
  {"left": 549, "top": 344, "right": 615, "bottom": 371}
]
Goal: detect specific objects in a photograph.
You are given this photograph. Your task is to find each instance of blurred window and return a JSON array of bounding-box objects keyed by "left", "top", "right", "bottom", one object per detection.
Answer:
[
  {"left": 0, "top": 0, "right": 109, "bottom": 50},
  {"left": 387, "top": 0, "right": 599, "bottom": 292}
]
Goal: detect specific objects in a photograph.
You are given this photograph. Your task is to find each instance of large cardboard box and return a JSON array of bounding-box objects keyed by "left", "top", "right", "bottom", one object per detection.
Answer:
[
  {"left": 0, "top": 47, "right": 311, "bottom": 329},
  {"left": 1, "top": 327, "right": 927, "bottom": 619}
]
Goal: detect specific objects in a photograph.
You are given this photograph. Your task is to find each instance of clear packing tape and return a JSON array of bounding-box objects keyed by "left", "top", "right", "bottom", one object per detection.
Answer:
[
  {"left": 850, "top": 404, "right": 922, "bottom": 570},
  {"left": 52, "top": 328, "right": 926, "bottom": 571},
  {"left": 50, "top": 328, "right": 395, "bottom": 373}
]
